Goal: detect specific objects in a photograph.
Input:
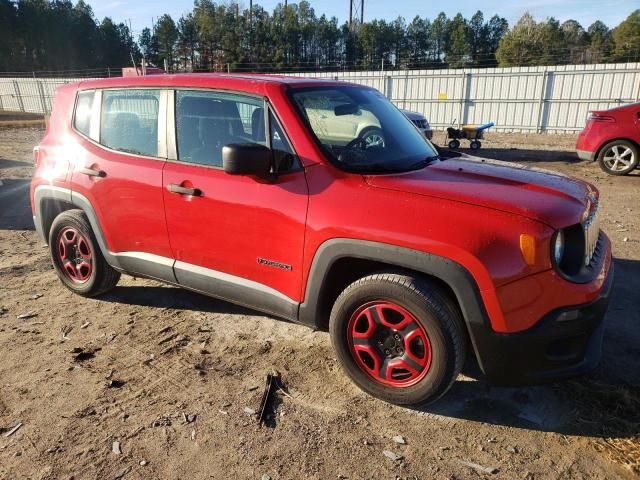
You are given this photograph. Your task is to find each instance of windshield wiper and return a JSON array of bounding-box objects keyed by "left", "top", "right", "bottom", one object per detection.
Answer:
[
  {"left": 406, "top": 156, "right": 440, "bottom": 170},
  {"left": 344, "top": 162, "right": 400, "bottom": 173}
]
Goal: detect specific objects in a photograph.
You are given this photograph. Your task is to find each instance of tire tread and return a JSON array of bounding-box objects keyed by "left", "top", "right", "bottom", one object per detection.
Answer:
[
  {"left": 330, "top": 272, "right": 466, "bottom": 405},
  {"left": 49, "top": 209, "right": 120, "bottom": 297}
]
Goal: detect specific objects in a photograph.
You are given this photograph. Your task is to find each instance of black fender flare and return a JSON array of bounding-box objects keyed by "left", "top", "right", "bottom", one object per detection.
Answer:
[
  {"left": 298, "top": 238, "right": 492, "bottom": 373},
  {"left": 34, "top": 185, "right": 110, "bottom": 257}
]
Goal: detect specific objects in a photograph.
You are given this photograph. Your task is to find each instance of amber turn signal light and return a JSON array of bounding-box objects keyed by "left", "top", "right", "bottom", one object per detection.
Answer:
[{"left": 519, "top": 234, "right": 536, "bottom": 266}]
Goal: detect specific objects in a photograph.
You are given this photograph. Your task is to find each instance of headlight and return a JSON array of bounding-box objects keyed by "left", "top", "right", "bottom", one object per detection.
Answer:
[{"left": 553, "top": 230, "right": 565, "bottom": 265}]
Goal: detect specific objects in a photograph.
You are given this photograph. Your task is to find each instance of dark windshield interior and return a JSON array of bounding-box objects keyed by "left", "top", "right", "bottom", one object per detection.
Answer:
[{"left": 290, "top": 86, "right": 439, "bottom": 173}]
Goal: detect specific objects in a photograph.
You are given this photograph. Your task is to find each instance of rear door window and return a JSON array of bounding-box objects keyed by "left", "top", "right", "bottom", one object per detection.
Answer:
[
  {"left": 100, "top": 89, "right": 161, "bottom": 157},
  {"left": 175, "top": 90, "right": 265, "bottom": 168},
  {"left": 74, "top": 90, "right": 95, "bottom": 137}
]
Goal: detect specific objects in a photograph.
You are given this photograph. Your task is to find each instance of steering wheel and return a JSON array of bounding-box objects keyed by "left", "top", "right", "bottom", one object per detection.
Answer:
[
  {"left": 345, "top": 128, "right": 386, "bottom": 151},
  {"left": 344, "top": 135, "right": 366, "bottom": 150}
]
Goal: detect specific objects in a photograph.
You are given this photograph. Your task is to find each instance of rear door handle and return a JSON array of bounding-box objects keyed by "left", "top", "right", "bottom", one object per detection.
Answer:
[
  {"left": 79, "top": 167, "right": 106, "bottom": 177},
  {"left": 167, "top": 183, "right": 202, "bottom": 196}
]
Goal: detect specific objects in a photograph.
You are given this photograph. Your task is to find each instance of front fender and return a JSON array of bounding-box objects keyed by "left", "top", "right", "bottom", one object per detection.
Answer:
[{"left": 298, "top": 238, "right": 501, "bottom": 376}]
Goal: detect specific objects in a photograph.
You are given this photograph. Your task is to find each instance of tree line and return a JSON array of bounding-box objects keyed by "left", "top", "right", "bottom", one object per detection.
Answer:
[
  {"left": 0, "top": 0, "right": 639, "bottom": 74},
  {"left": 0, "top": 0, "right": 137, "bottom": 73}
]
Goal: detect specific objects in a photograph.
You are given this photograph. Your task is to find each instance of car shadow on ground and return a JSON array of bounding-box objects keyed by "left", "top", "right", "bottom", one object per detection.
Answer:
[
  {"left": 97, "top": 259, "right": 640, "bottom": 440},
  {"left": 0, "top": 157, "right": 32, "bottom": 170},
  {"left": 100, "top": 285, "right": 281, "bottom": 321},
  {"left": 0, "top": 178, "right": 34, "bottom": 230},
  {"left": 415, "top": 257, "right": 640, "bottom": 440}
]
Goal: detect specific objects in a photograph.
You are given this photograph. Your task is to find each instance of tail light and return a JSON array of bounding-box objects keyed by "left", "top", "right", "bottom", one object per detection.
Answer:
[{"left": 588, "top": 113, "right": 616, "bottom": 123}]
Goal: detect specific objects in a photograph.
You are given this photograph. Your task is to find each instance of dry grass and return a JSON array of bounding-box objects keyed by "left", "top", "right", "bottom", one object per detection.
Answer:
[{"left": 559, "top": 377, "right": 640, "bottom": 475}]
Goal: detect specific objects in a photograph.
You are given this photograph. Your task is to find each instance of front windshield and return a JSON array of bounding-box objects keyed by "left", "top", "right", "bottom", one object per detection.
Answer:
[{"left": 290, "top": 86, "right": 438, "bottom": 172}]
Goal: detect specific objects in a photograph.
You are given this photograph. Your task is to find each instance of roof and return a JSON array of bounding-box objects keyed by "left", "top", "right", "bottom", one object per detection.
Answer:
[{"left": 75, "top": 73, "right": 361, "bottom": 94}]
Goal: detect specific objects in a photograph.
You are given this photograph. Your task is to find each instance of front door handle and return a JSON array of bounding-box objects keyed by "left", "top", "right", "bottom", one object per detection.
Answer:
[
  {"left": 167, "top": 183, "right": 202, "bottom": 196},
  {"left": 79, "top": 167, "right": 106, "bottom": 177}
]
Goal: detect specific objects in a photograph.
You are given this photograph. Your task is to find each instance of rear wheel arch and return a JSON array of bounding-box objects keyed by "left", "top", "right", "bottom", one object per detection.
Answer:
[
  {"left": 594, "top": 137, "right": 639, "bottom": 160},
  {"left": 34, "top": 186, "right": 112, "bottom": 261},
  {"left": 37, "top": 197, "right": 75, "bottom": 245}
]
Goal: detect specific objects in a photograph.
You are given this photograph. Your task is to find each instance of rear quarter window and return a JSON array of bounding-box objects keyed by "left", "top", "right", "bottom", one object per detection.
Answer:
[
  {"left": 100, "top": 89, "right": 160, "bottom": 157},
  {"left": 73, "top": 90, "right": 95, "bottom": 137}
]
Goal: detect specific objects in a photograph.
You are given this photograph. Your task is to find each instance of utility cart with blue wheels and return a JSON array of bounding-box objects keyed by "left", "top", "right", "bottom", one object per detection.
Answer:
[{"left": 446, "top": 122, "right": 494, "bottom": 150}]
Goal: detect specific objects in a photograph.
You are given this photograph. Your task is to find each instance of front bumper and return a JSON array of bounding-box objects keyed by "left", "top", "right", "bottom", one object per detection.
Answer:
[
  {"left": 472, "top": 261, "right": 614, "bottom": 386},
  {"left": 576, "top": 149, "right": 596, "bottom": 162},
  {"left": 423, "top": 129, "right": 433, "bottom": 140}
]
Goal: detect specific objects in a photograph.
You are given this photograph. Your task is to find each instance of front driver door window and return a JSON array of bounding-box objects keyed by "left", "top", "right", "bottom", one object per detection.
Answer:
[{"left": 175, "top": 90, "right": 265, "bottom": 167}]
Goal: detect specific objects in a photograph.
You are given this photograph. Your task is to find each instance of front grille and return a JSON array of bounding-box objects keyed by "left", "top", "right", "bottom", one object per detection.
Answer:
[
  {"left": 583, "top": 205, "right": 600, "bottom": 266},
  {"left": 411, "top": 119, "right": 427, "bottom": 129}
]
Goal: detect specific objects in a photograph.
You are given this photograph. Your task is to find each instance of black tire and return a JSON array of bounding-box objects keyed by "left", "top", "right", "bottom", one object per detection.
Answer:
[
  {"left": 470, "top": 140, "right": 481, "bottom": 150},
  {"left": 329, "top": 273, "right": 467, "bottom": 405},
  {"left": 448, "top": 139, "right": 460, "bottom": 149},
  {"left": 49, "top": 209, "right": 120, "bottom": 297},
  {"left": 597, "top": 140, "right": 639, "bottom": 176}
]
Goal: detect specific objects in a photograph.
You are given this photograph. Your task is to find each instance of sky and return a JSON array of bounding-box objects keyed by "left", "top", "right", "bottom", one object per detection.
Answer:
[{"left": 88, "top": 0, "right": 639, "bottom": 37}]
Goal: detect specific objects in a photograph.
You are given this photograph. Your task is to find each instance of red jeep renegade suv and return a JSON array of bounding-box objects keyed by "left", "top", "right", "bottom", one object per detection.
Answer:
[{"left": 31, "top": 74, "right": 613, "bottom": 405}]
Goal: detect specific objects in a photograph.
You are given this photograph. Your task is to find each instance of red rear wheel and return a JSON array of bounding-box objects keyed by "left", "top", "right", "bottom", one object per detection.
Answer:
[
  {"left": 347, "top": 301, "right": 432, "bottom": 388},
  {"left": 49, "top": 210, "right": 120, "bottom": 297},
  {"left": 56, "top": 227, "right": 93, "bottom": 283}
]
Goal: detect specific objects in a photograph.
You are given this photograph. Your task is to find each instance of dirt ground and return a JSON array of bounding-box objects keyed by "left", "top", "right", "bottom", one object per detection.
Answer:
[{"left": 0, "top": 126, "right": 638, "bottom": 480}]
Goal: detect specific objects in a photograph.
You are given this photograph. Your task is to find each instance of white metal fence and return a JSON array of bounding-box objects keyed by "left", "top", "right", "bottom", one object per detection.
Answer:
[
  {"left": 0, "top": 77, "right": 100, "bottom": 116},
  {"left": 288, "top": 63, "right": 640, "bottom": 133},
  {"left": 2, "top": 62, "right": 640, "bottom": 133}
]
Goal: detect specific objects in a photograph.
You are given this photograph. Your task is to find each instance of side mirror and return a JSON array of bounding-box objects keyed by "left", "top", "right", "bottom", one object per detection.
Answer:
[
  {"left": 334, "top": 103, "right": 359, "bottom": 116},
  {"left": 222, "top": 144, "right": 272, "bottom": 179}
]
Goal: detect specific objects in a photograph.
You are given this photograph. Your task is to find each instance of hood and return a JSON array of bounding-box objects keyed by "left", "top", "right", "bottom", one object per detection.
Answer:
[
  {"left": 365, "top": 156, "right": 595, "bottom": 228},
  {"left": 400, "top": 109, "right": 425, "bottom": 121}
]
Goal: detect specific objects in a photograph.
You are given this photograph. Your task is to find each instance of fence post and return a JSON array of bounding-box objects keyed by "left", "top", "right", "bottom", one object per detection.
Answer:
[
  {"left": 13, "top": 80, "right": 25, "bottom": 112},
  {"left": 37, "top": 81, "right": 47, "bottom": 115},
  {"left": 402, "top": 70, "right": 409, "bottom": 108},
  {"left": 385, "top": 74, "right": 393, "bottom": 100},
  {"left": 462, "top": 71, "right": 472, "bottom": 125},
  {"left": 458, "top": 69, "right": 468, "bottom": 128},
  {"left": 536, "top": 70, "right": 548, "bottom": 134}
]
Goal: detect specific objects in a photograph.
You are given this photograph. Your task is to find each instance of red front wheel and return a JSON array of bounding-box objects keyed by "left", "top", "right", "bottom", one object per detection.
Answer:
[
  {"left": 348, "top": 301, "right": 432, "bottom": 388},
  {"left": 330, "top": 273, "right": 467, "bottom": 405}
]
